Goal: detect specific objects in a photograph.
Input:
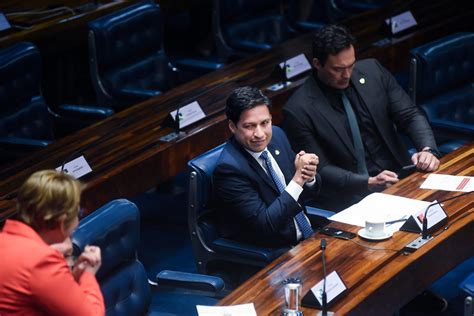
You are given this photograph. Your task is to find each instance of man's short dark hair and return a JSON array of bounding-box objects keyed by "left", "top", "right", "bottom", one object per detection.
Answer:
[
  {"left": 312, "top": 25, "right": 356, "bottom": 66},
  {"left": 225, "top": 86, "right": 272, "bottom": 124}
]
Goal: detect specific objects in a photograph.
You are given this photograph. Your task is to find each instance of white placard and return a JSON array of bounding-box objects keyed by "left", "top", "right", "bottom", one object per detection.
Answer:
[
  {"left": 196, "top": 303, "right": 257, "bottom": 316},
  {"left": 385, "top": 11, "right": 417, "bottom": 34},
  {"left": 310, "top": 271, "right": 346, "bottom": 305},
  {"left": 279, "top": 54, "right": 312, "bottom": 79},
  {"left": 413, "top": 202, "right": 447, "bottom": 230},
  {"left": 421, "top": 174, "right": 474, "bottom": 192},
  {"left": 56, "top": 155, "right": 92, "bottom": 179},
  {"left": 170, "top": 101, "right": 206, "bottom": 129}
]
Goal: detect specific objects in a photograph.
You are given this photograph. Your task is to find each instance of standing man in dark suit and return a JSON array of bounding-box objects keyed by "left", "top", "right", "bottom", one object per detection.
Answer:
[
  {"left": 283, "top": 25, "right": 440, "bottom": 212},
  {"left": 213, "top": 86, "right": 322, "bottom": 248}
]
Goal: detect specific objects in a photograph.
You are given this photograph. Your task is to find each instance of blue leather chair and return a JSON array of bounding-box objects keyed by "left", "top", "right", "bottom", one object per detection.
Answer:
[
  {"left": 409, "top": 32, "right": 474, "bottom": 151},
  {"left": 287, "top": 0, "right": 328, "bottom": 32},
  {"left": 0, "top": 42, "right": 112, "bottom": 164},
  {"left": 187, "top": 143, "right": 334, "bottom": 280},
  {"left": 72, "top": 199, "right": 224, "bottom": 316},
  {"left": 213, "top": 0, "right": 297, "bottom": 58},
  {"left": 163, "top": 6, "right": 226, "bottom": 81},
  {"left": 88, "top": 1, "right": 178, "bottom": 110},
  {"left": 461, "top": 274, "right": 474, "bottom": 316}
]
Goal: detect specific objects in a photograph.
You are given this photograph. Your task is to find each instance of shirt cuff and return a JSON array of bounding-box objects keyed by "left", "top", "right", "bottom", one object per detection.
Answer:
[
  {"left": 304, "top": 177, "right": 316, "bottom": 188},
  {"left": 285, "top": 180, "right": 304, "bottom": 202}
]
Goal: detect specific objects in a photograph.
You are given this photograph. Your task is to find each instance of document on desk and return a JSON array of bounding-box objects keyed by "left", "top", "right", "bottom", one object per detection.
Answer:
[
  {"left": 196, "top": 303, "right": 257, "bottom": 316},
  {"left": 420, "top": 174, "right": 473, "bottom": 192},
  {"left": 329, "top": 193, "right": 430, "bottom": 234}
]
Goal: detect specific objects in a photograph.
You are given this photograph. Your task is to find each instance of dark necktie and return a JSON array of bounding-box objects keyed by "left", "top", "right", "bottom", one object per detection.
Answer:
[
  {"left": 341, "top": 92, "right": 368, "bottom": 175},
  {"left": 260, "top": 150, "right": 313, "bottom": 239}
]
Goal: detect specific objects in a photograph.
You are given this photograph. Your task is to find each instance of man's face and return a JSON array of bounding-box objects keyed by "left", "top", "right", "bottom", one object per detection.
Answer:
[
  {"left": 229, "top": 104, "right": 272, "bottom": 153},
  {"left": 313, "top": 45, "right": 356, "bottom": 90}
]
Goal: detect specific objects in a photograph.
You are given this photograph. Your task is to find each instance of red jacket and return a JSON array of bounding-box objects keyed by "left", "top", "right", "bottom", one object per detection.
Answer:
[{"left": 0, "top": 219, "right": 104, "bottom": 315}]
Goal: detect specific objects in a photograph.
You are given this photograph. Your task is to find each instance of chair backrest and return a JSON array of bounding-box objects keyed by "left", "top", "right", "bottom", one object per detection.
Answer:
[
  {"left": 0, "top": 42, "right": 53, "bottom": 140},
  {"left": 88, "top": 1, "right": 172, "bottom": 107},
  {"left": 409, "top": 32, "right": 474, "bottom": 103},
  {"left": 72, "top": 199, "right": 151, "bottom": 316},
  {"left": 214, "top": 0, "right": 294, "bottom": 53},
  {"left": 187, "top": 144, "right": 225, "bottom": 272}
]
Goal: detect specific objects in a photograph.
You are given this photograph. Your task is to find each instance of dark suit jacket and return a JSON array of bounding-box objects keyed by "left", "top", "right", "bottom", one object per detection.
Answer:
[
  {"left": 283, "top": 59, "right": 437, "bottom": 211},
  {"left": 213, "top": 126, "right": 321, "bottom": 248}
]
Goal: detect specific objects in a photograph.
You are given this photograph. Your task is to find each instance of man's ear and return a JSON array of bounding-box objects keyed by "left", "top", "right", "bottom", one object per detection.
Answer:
[
  {"left": 228, "top": 120, "right": 237, "bottom": 134},
  {"left": 312, "top": 57, "right": 321, "bottom": 70}
]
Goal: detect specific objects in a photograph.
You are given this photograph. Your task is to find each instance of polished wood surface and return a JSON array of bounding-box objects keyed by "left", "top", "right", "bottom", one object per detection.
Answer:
[
  {"left": 1, "top": 0, "right": 473, "bottom": 221},
  {"left": 219, "top": 144, "right": 474, "bottom": 315}
]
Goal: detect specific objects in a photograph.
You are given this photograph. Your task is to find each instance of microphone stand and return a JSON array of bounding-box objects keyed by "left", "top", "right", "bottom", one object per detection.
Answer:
[
  {"left": 318, "top": 239, "right": 334, "bottom": 316},
  {"left": 405, "top": 191, "right": 473, "bottom": 252},
  {"left": 421, "top": 190, "right": 473, "bottom": 239},
  {"left": 321, "top": 239, "right": 328, "bottom": 316}
]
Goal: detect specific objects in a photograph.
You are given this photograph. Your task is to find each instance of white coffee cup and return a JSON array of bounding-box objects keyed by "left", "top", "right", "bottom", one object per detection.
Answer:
[{"left": 364, "top": 218, "right": 386, "bottom": 238}]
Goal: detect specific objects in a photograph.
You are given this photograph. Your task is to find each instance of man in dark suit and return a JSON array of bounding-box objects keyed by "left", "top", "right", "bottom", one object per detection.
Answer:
[
  {"left": 283, "top": 25, "right": 440, "bottom": 212},
  {"left": 213, "top": 86, "right": 322, "bottom": 248}
]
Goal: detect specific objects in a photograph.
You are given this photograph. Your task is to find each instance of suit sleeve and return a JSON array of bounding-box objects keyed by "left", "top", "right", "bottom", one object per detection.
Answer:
[
  {"left": 283, "top": 107, "right": 369, "bottom": 195},
  {"left": 31, "top": 251, "right": 104, "bottom": 316},
  {"left": 214, "top": 162, "right": 302, "bottom": 240},
  {"left": 375, "top": 60, "right": 437, "bottom": 151}
]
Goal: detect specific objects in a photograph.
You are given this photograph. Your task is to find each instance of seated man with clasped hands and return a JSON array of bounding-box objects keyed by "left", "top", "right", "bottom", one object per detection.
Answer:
[{"left": 213, "top": 86, "right": 322, "bottom": 248}]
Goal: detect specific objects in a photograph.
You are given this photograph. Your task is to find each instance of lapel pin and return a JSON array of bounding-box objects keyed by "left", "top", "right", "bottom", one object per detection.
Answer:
[
  {"left": 359, "top": 78, "right": 365, "bottom": 84},
  {"left": 275, "top": 149, "right": 280, "bottom": 156}
]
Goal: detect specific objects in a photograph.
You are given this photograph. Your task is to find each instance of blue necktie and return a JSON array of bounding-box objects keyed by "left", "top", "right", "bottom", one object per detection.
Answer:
[
  {"left": 341, "top": 92, "right": 368, "bottom": 175},
  {"left": 260, "top": 150, "right": 313, "bottom": 239}
]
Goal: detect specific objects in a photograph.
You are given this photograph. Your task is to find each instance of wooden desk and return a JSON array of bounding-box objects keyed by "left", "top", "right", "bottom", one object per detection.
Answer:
[
  {"left": 1, "top": 0, "right": 473, "bottom": 221},
  {"left": 218, "top": 144, "right": 474, "bottom": 315}
]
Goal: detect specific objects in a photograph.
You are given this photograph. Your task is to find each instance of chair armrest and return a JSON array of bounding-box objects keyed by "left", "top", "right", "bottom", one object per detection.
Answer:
[
  {"left": 212, "top": 238, "right": 289, "bottom": 262},
  {"left": 234, "top": 40, "right": 272, "bottom": 52},
  {"left": 57, "top": 104, "right": 114, "bottom": 120},
  {"left": 118, "top": 87, "right": 162, "bottom": 99},
  {"left": 306, "top": 206, "right": 335, "bottom": 218},
  {"left": 156, "top": 270, "right": 224, "bottom": 294},
  {"left": 0, "top": 136, "right": 51, "bottom": 150},
  {"left": 306, "top": 206, "right": 335, "bottom": 229},
  {"left": 430, "top": 119, "right": 474, "bottom": 134}
]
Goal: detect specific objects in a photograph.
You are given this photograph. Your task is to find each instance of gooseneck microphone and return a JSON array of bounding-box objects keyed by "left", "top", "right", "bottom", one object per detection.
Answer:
[
  {"left": 421, "top": 191, "right": 473, "bottom": 239},
  {"left": 320, "top": 238, "right": 328, "bottom": 316}
]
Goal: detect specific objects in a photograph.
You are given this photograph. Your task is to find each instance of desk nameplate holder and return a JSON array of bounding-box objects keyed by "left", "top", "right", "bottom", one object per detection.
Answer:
[
  {"left": 56, "top": 156, "right": 92, "bottom": 179},
  {"left": 160, "top": 101, "right": 206, "bottom": 142},
  {"left": 302, "top": 270, "right": 346, "bottom": 311},
  {"left": 400, "top": 203, "right": 448, "bottom": 234},
  {"left": 401, "top": 203, "right": 448, "bottom": 252}
]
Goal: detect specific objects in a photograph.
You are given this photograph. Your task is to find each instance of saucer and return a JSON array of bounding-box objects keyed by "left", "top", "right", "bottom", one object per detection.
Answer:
[{"left": 358, "top": 228, "right": 393, "bottom": 241}]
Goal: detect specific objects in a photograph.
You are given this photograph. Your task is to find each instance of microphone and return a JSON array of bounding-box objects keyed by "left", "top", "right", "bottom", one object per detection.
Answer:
[
  {"left": 320, "top": 239, "right": 328, "bottom": 316},
  {"left": 421, "top": 191, "right": 473, "bottom": 239}
]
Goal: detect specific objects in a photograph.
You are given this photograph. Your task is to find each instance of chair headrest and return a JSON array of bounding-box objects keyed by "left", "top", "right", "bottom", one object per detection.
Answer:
[
  {"left": 411, "top": 32, "right": 474, "bottom": 100},
  {"left": 89, "top": 1, "right": 163, "bottom": 70},
  {"left": 0, "top": 42, "right": 42, "bottom": 112},
  {"left": 72, "top": 199, "right": 140, "bottom": 280}
]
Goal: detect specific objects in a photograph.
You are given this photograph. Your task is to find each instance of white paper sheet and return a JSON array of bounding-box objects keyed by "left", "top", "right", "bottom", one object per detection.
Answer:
[
  {"left": 329, "top": 193, "right": 431, "bottom": 233},
  {"left": 420, "top": 174, "right": 474, "bottom": 192},
  {"left": 196, "top": 303, "right": 257, "bottom": 316}
]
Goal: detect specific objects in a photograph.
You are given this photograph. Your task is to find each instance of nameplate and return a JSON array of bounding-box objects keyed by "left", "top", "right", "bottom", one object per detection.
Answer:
[
  {"left": 385, "top": 11, "right": 417, "bottom": 35},
  {"left": 56, "top": 156, "right": 92, "bottom": 179},
  {"left": 0, "top": 13, "right": 11, "bottom": 31},
  {"left": 170, "top": 101, "right": 206, "bottom": 129},
  {"left": 279, "top": 54, "right": 312, "bottom": 79},
  {"left": 302, "top": 271, "right": 346, "bottom": 308},
  {"left": 400, "top": 202, "right": 448, "bottom": 233}
]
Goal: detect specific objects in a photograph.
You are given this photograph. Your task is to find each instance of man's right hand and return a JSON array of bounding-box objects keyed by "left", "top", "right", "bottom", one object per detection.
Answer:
[
  {"left": 293, "top": 151, "right": 319, "bottom": 186},
  {"left": 368, "top": 170, "right": 399, "bottom": 191}
]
